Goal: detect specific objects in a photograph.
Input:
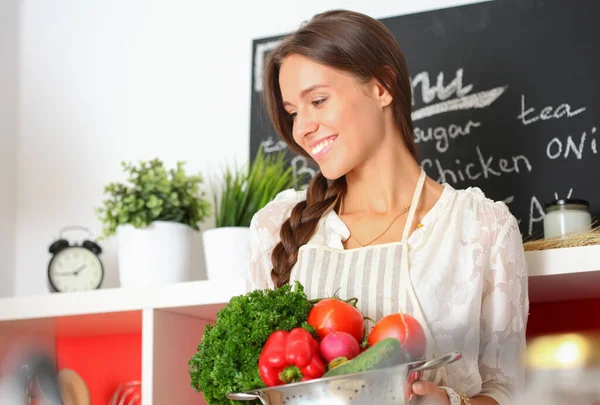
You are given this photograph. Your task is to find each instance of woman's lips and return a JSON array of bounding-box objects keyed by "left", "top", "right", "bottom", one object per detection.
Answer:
[{"left": 310, "top": 135, "right": 338, "bottom": 160}]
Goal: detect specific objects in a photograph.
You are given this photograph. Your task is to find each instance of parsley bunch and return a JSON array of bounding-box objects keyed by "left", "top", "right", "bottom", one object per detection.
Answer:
[{"left": 189, "top": 281, "right": 312, "bottom": 405}]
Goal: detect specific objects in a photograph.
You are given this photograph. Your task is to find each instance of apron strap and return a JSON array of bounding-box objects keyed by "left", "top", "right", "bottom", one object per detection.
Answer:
[
  {"left": 400, "top": 169, "right": 427, "bottom": 243},
  {"left": 399, "top": 168, "right": 447, "bottom": 386},
  {"left": 397, "top": 168, "right": 426, "bottom": 306}
]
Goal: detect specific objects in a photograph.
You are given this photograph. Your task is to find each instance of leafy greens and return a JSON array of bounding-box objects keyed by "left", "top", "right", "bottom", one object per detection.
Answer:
[{"left": 189, "top": 281, "right": 312, "bottom": 405}]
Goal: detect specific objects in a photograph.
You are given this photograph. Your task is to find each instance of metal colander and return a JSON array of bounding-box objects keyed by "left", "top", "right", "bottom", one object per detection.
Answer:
[{"left": 227, "top": 351, "right": 462, "bottom": 405}]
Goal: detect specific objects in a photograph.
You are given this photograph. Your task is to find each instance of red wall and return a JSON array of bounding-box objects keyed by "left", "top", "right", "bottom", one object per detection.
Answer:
[
  {"left": 55, "top": 333, "right": 142, "bottom": 404},
  {"left": 527, "top": 298, "right": 600, "bottom": 339}
]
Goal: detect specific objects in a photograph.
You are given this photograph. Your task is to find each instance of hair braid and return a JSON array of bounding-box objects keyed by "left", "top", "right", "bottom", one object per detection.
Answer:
[{"left": 270, "top": 172, "right": 346, "bottom": 288}]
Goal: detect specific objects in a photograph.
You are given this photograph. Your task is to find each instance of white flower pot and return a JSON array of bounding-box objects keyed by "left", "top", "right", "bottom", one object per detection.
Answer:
[
  {"left": 202, "top": 227, "right": 250, "bottom": 281},
  {"left": 116, "top": 221, "right": 194, "bottom": 288}
]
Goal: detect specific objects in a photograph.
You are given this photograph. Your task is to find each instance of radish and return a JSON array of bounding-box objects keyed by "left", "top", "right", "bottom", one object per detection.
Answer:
[{"left": 319, "top": 331, "right": 360, "bottom": 365}]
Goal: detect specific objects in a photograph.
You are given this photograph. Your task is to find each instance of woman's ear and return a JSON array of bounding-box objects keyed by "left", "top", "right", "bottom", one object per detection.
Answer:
[
  {"left": 373, "top": 81, "right": 393, "bottom": 107},
  {"left": 373, "top": 65, "right": 396, "bottom": 108}
]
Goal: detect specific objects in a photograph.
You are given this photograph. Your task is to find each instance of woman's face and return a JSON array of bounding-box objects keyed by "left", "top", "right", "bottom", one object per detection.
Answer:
[{"left": 278, "top": 54, "right": 392, "bottom": 180}]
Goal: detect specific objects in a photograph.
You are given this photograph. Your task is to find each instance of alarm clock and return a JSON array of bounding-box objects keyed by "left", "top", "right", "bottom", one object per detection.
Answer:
[{"left": 48, "top": 226, "right": 104, "bottom": 293}]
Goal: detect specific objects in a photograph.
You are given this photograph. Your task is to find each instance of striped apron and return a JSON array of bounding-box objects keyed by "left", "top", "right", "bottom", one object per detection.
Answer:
[{"left": 290, "top": 168, "right": 448, "bottom": 386}]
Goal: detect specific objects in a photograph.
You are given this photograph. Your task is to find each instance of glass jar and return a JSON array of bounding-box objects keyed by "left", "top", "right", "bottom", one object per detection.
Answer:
[
  {"left": 543, "top": 198, "right": 592, "bottom": 239},
  {"left": 514, "top": 333, "right": 600, "bottom": 405}
]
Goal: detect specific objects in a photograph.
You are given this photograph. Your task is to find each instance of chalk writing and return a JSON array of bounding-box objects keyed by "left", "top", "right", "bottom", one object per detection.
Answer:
[
  {"left": 528, "top": 195, "right": 545, "bottom": 236},
  {"left": 518, "top": 95, "right": 586, "bottom": 125},
  {"left": 421, "top": 146, "right": 532, "bottom": 184},
  {"left": 546, "top": 127, "right": 597, "bottom": 160},
  {"left": 505, "top": 193, "right": 555, "bottom": 237},
  {"left": 554, "top": 188, "right": 574, "bottom": 201},
  {"left": 412, "top": 87, "right": 507, "bottom": 121},
  {"left": 502, "top": 195, "right": 523, "bottom": 226},
  {"left": 261, "top": 137, "right": 288, "bottom": 154},
  {"left": 414, "top": 120, "right": 481, "bottom": 153},
  {"left": 411, "top": 68, "right": 473, "bottom": 104},
  {"left": 291, "top": 156, "right": 316, "bottom": 185},
  {"left": 410, "top": 68, "right": 507, "bottom": 121}
]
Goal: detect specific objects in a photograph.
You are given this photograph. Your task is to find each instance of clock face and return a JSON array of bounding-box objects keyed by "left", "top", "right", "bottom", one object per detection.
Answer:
[{"left": 48, "top": 247, "right": 103, "bottom": 292}]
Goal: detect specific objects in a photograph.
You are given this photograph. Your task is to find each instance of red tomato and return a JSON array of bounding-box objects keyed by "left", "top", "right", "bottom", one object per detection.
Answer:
[
  {"left": 368, "top": 313, "right": 426, "bottom": 360},
  {"left": 307, "top": 298, "right": 365, "bottom": 344}
]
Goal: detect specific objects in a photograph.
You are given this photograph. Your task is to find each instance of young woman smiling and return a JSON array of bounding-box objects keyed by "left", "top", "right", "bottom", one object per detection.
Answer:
[{"left": 247, "top": 9, "right": 529, "bottom": 405}]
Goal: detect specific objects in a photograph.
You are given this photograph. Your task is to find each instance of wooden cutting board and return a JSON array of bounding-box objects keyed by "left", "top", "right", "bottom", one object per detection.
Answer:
[{"left": 56, "top": 369, "right": 90, "bottom": 405}]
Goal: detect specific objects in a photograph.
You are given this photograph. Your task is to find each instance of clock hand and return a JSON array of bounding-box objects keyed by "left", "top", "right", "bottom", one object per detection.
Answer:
[
  {"left": 55, "top": 267, "right": 83, "bottom": 276},
  {"left": 53, "top": 265, "right": 87, "bottom": 277}
]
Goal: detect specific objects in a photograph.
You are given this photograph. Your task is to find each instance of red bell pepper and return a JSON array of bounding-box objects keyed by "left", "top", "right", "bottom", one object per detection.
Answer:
[{"left": 258, "top": 327, "right": 326, "bottom": 386}]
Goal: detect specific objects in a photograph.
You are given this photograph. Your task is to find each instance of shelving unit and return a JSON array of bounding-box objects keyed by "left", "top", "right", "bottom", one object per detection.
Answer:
[
  {"left": 0, "top": 278, "right": 247, "bottom": 405},
  {"left": 0, "top": 245, "right": 599, "bottom": 404}
]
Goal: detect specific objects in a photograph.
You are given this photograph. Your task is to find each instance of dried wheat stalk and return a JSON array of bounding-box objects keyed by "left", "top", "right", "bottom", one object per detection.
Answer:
[{"left": 523, "top": 221, "right": 600, "bottom": 251}]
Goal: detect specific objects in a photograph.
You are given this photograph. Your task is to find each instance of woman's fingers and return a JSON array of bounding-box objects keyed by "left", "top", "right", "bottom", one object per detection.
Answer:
[
  {"left": 411, "top": 381, "right": 450, "bottom": 404},
  {"left": 412, "top": 380, "right": 437, "bottom": 395}
]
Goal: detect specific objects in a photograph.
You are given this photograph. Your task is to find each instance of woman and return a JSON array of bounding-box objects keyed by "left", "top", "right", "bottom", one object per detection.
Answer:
[{"left": 247, "top": 9, "right": 529, "bottom": 405}]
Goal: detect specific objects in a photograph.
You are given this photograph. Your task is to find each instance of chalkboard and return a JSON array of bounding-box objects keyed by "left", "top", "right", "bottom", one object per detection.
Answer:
[{"left": 248, "top": 0, "right": 600, "bottom": 239}]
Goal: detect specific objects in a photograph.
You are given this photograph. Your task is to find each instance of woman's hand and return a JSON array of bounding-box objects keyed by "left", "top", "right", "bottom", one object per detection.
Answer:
[{"left": 411, "top": 380, "right": 450, "bottom": 404}]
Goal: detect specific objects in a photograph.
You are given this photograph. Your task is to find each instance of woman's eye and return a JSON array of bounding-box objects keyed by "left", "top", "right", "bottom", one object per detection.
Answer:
[
  {"left": 312, "top": 98, "right": 327, "bottom": 107},
  {"left": 287, "top": 98, "right": 326, "bottom": 121}
]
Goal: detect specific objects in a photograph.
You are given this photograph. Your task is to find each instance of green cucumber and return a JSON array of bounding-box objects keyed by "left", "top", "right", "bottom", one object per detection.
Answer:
[{"left": 323, "top": 338, "right": 404, "bottom": 377}]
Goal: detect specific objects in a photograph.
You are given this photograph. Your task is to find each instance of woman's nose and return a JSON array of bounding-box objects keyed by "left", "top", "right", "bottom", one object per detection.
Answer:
[{"left": 294, "top": 113, "right": 319, "bottom": 139}]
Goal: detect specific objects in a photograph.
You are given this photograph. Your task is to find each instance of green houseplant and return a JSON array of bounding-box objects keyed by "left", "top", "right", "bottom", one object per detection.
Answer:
[
  {"left": 203, "top": 149, "right": 307, "bottom": 281},
  {"left": 213, "top": 148, "right": 301, "bottom": 228},
  {"left": 96, "top": 158, "right": 212, "bottom": 238},
  {"left": 96, "top": 158, "right": 212, "bottom": 287}
]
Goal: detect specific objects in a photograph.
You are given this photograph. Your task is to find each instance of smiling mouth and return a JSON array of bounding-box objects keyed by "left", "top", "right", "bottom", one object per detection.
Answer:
[{"left": 311, "top": 135, "right": 337, "bottom": 158}]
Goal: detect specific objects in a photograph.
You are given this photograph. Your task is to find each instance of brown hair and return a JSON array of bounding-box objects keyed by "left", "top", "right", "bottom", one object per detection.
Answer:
[{"left": 263, "top": 9, "right": 417, "bottom": 288}]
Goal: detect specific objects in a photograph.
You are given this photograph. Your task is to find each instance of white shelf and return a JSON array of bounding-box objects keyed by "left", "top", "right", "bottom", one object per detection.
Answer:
[
  {"left": 0, "top": 278, "right": 249, "bottom": 346},
  {"left": 526, "top": 244, "right": 600, "bottom": 303},
  {"left": 0, "top": 277, "right": 248, "bottom": 325}
]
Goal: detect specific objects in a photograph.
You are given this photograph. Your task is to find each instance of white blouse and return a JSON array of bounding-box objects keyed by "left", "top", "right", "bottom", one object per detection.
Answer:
[{"left": 246, "top": 182, "right": 530, "bottom": 405}]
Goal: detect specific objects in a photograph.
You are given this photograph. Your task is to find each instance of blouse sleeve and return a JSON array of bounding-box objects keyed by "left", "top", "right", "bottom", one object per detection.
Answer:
[
  {"left": 246, "top": 212, "right": 276, "bottom": 292},
  {"left": 246, "top": 188, "right": 306, "bottom": 293},
  {"left": 478, "top": 213, "right": 530, "bottom": 405}
]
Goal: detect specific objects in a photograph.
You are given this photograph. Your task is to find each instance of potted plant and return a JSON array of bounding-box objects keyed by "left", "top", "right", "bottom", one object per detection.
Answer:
[
  {"left": 96, "top": 158, "right": 211, "bottom": 287},
  {"left": 203, "top": 149, "right": 305, "bottom": 281}
]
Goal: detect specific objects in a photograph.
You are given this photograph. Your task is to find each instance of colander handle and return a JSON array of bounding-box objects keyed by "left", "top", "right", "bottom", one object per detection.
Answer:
[
  {"left": 226, "top": 392, "right": 270, "bottom": 405},
  {"left": 409, "top": 351, "right": 462, "bottom": 372}
]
